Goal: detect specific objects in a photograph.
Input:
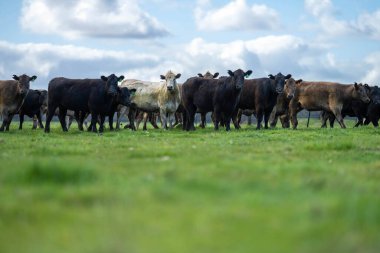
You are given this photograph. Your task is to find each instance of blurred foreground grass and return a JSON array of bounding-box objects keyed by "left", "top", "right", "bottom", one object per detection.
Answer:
[{"left": 0, "top": 119, "right": 380, "bottom": 253}]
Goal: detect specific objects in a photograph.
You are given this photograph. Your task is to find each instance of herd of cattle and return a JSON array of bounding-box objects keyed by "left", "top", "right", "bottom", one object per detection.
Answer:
[{"left": 0, "top": 69, "right": 379, "bottom": 133}]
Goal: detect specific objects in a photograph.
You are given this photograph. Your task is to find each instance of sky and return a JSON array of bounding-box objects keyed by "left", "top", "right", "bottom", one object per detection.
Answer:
[{"left": 0, "top": 0, "right": 380, "bottom": 89}]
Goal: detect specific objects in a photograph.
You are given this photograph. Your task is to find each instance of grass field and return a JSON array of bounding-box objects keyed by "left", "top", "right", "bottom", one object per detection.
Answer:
[{"left": 1, "top": 119, "right": 380, "bottom": 253}]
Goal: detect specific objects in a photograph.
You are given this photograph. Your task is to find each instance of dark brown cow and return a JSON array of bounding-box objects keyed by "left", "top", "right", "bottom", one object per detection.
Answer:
[
  {"left": 269, "top": 78, "right": 302, "bottom": 128},
  {"left": 288, "top": 81, "right": 370, "bottom": 129},
  {"left": 0, "top": 74, "right": 37, "bottom": 131}
]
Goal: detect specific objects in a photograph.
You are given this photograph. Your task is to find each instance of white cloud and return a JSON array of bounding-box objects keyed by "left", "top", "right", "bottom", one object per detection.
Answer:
[
  {"left": 355, "top": 10, "right": 380, "bottom": 40},
  {"left": 195, "top": 0, "right": 279, "bottom": 32},
  {"left": 0, "top": 40, "right": 160, "bottom": 88},
  {"left": 0, "top": 35, "right": 375, "bottom": 90},
  {"left": 20, "top": 0, "right": 169, "bottom": 39},
  {"left": 305, "top": 0, "right": 333, "bottom": 17},
  {"left": 304, "top": 0, "right": 353, "bottom": 37},
  {"left": 362, "top": 52, "right": 380, "bottom": 84},
  {"left": 304, "top": 0, "right": 380, "bottom": 40}
]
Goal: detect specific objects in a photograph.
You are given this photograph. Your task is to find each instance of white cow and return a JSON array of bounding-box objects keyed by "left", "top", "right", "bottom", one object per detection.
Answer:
[{"left": 118, "top": 70, "right": 181, "bottom": 130}]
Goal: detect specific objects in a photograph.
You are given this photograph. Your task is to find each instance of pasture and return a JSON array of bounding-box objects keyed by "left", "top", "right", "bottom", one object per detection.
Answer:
[{"left": 1, "top": 119, "right": 380, "bottom": 253}]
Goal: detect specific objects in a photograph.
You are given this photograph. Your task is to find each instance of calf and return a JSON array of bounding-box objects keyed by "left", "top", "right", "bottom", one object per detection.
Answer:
[
  {"left": 120, "top": 70, "right": 181, "bottom": 130},
  {"left": 288, "top": 81, "right": 370, "bottom": 129},
  {"left": 45, "top": 74, "right": 125, "bottom": 133},
  {"left": 0, "top": 74, "right": 37, "bottom": 131},
  {"left": 19, "top": 89, "right": 47, "bottom": 130},
  {"left": 182, "top": 69, "right": 252, "bottom": 131}
]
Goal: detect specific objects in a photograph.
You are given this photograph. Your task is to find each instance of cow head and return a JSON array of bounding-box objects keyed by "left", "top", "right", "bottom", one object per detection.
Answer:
[
  {"left": 268, "top": 73, "right": 292, "bottom": 94},
  {"left": 101, "top": 74, "right": 125, "bottom": 97},
  {"left": 284, "top": 78, "right": 302, "bottom": 100},
  {"left": 12, "top": 74, "right": 37, "bottom": 96},
  {"left": 198, "top": 71, "right": 219, "bottom": 79},
  {"left": 353, "top": 82, "right": 370, "bottom": 103},
  {"left": 116, "top": 87, "right": 136, "bottom": 106},
  {"left": 227, "top": 69, "right": 253, "bottom": 90},
  {"left": 368, "top": 85, "right": 380, "bottom": 105},
  {"left": 160, "top": 70, "right": 181, "bottom": 92}
]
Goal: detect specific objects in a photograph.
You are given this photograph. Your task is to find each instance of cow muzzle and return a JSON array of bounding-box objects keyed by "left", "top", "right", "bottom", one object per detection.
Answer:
[
  {"left": 287, "top": 94, "right": 294, "bottom": 100},
  {"left": 276, "top": 88, "right": 283, "bottom": 94}
]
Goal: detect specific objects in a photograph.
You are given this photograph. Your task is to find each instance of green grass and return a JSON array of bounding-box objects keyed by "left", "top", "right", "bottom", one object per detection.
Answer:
[{"left": 1, "top": 119, "right": 380, "bottom": 253}]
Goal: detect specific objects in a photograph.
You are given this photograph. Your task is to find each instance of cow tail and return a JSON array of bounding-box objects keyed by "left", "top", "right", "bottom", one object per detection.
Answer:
[{"left": 307, "top": 111, "right": 311, "bottom": 128}]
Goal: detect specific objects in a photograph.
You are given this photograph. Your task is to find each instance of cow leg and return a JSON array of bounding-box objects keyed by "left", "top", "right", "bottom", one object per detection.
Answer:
[
  {"left": 32, "top": 115, "right": 38, "bottom": 129},
  {"left": 232, "top": 109, "right": 240, "bottom": 129},
  {"left": 19, "top": 113, "right": 24, "bottom": 130},
  {"left": 289, "top": 102, "right": 299, "bottom": 130},
  {"left": 199, "top": 113, "right": 206, "bottom": 128},
  {"left": 108, "top": 112, "right": 114, "bottom": 131},
  {"left": 151, "top": 113, "right": 159, "bottom": 129},
  {"left": 37, "top": 112, "right": 44, "bottom": 129},
  {"left": 264, "top": 110, "right": 272, "bottom": 129},
  {"left": 354, "top": 116, "right": 363, "bottom": 127},
  {"left": 224, "top": 112, "right": 232, "bottom": 131},
  {"left": 255, "top": 108, "right": 264, "bottom": 130},
  {"left": 99, "top": 115, "right": 106, "bottom": 133},
  {"left": 280, "top": 114, "right": 290, "bottom": 128},
  {"left": 58, "top": 107, "right": 68, "bottom": 132},
  {"left": 320, "top": 111, "right": 328, "bottom": 128},
  {"left": 160, "top": 109, "right": 168, "bottom": 130},
  {"left": 128, "top": 109, "right": 136, "bottom": 131},
  {"left": 45, "top": 106, "right": 57, "bottom": 133},
  {"left": 90, "top": 113, "right": 98, "bottom": 132},
  {"left": 213, "top": 111, "right": 221, "bottom": 131},
  {"left": 182, "top": 110, "right": 188, "bottom": 131},
  {"left": 169, "top": 113, "right": 174, "bottom": 129},
  {"left": 5, "top": 114, "right": 14, "bottom": 131},
  {"left": 186, "top": 105, "right": 197, "bottom": 131},
  {"left": 332, "top": 109, "right": 346, "bottom": 129},
  {"left": 372, "top": 116, "right": 379, "bottom": 127},
  {"left": 0, "top": 112, "right": 7, "bottom": 132},
  {"left": 136, "top": 112, "right": 144, "bottom": 130}
]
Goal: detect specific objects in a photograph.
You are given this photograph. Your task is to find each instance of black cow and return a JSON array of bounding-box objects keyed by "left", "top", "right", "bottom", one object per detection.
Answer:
[
  {"left": 87, "top": 87, "right": 136, "bottom": 130},
  {"left": 18, "top": 89, "right": 47, "bottom": 130},
  {"left": 182, "top": 69, "right": 252, "bottom": 131},
  {"left": 45, "top": 74, "right": 125, "bottom": 133},
  {"left": 233, "top": 73, "right": 292, "bottom": 129},
  {"left": 364, "top": 86, "right": 380, "bottom": 127}
]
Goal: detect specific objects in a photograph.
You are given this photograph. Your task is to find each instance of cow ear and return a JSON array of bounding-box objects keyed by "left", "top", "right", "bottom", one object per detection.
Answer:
[
  {"left": 197, "top": 73, "right": 203, "bottom": 77},
  {"left": 213, "top": 72, "right": 219, "bottom": 78},
  {"left": 244, "top": 70, "right": 252, "bottom": 78},
  {"left": 175, "top": 73, "right": 181, "bottom": 79},
  {"left": 30, "top": 75, "right": 37, "bottom": 82},
  {"left": 296, "top": 79, "right": 303, "bottom": 84},
  {"left": 12, "top": 75, "right": 19, "bottom": 81},
  {"left": 268, "top": 74, "right": 275, "bottom": 79},
  {"left": 129, "top": 88, "right": 137, "bottom": 95},
  {"left": 160, "top": 75, "right": 166, "bottom": 80},
  {"left": 101, "top": 76, "right": 108, "bottom": 82},
  {"left": 285, "top": 74, "right": 292, "bottom": 79},
  {"left": 117, "top": 75, "right": 125, "bottom": 82},
  {"left": 228, "top": 70, "right": 234, "bottom": 77},
  {"left": 354, "top": 82, "right": 359, "bottom": 89}
]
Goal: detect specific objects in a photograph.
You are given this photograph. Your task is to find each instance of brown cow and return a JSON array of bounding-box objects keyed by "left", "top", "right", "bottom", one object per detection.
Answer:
[
  {"left": 0, "top": 74, "right": 37, "bottom": 131},
  {"left": 288, "top": 80, "right": 370, "bottom": 129}
]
